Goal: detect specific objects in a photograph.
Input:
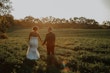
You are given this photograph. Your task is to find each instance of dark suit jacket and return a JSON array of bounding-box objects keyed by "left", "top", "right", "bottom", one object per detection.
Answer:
[{"left": 43, "top": 32, "right": 55, "bottom": 47}]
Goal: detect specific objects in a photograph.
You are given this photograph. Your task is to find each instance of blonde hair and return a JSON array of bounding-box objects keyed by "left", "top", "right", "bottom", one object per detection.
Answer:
[{"left": 32, "top": 26, "right": 39, "bottom": 31}]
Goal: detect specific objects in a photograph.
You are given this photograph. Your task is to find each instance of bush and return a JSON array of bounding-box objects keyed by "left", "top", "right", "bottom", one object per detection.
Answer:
[{"left": 0, "top": 33, "right": 8, "bottom": 39}]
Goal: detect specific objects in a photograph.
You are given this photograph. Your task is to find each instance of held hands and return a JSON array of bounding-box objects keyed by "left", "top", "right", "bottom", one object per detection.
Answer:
[
  {"left": 40, "top": 40, "right": 43, "bottom": 44},
  {"left": 40, "top": 40, "right": 45, "bottom": 46},
  {"left": 42, "top": 42, "right": 44, "bottom": 45},
  {"left": 41, "top": 41, "right": 46, "bottom": 49}
]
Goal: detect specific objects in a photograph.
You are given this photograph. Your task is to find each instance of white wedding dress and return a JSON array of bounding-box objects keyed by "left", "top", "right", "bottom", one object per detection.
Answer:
[{"left": 26, "top": 37, "right": 40, "bottom": 60}]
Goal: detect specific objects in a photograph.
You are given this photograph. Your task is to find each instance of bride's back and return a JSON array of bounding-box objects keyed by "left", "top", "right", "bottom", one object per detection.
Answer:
[{"left": 30, "top": 31, "right": 39, "bottom": 37}]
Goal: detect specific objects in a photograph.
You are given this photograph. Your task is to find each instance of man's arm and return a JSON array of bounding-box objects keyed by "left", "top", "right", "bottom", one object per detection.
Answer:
[{"left": 42, "top": 34, "right": 47, "bottom": 45}]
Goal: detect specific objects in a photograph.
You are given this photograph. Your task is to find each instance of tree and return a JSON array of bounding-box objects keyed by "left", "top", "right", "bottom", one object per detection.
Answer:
[
  {"left": 0, "top": 0, "right": 12, "bottom": 15},
  {"left": 102, "top": 21, "right": 110, "bottom": 29},
  {"left": 24, "top": 16, "right": 35, "bottom": 23},
  {"left": 103, "top": 21, "right": 110, "bottom": 26},
  {"left": 0, "top": 0, "right": 13, "bottom": 38}
]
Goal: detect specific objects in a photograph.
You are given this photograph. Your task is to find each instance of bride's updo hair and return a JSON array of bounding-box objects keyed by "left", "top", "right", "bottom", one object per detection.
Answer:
[{"left": 32, "top": 26, "right": 39, "bottom": 31}]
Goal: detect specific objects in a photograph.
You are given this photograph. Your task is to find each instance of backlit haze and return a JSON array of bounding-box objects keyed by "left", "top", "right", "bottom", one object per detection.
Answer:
[{"left": 11, "top": 0, "right": 110, "bottom": 23}]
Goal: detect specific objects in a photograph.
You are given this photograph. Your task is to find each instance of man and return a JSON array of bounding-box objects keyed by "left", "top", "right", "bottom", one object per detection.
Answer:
[{"left": 42, "top": 27, "right": 55, "bottom": 55}]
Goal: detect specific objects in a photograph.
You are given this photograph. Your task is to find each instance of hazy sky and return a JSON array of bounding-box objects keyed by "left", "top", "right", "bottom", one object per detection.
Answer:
[{"left": 11, "top": 0, "right": 110, "bottom": 23}]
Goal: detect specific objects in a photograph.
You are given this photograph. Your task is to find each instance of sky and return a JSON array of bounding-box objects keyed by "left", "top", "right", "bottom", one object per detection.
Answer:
[{"left": 11, "top": 0, "right": 110, "bottom": 23}]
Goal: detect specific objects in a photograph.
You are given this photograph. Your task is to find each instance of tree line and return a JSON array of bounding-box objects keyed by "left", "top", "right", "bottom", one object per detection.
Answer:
[{"left": 13, "top": 16, "right": 110, "bottom": 29}]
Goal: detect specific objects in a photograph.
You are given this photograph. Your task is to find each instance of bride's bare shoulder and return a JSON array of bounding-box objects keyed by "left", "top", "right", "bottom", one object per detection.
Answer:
[
  {"left": 29, "top": 31, "right": 39, "bottom": 36},
  {"left": 29, "top": 31, "right": 35, "bottom": 35}
]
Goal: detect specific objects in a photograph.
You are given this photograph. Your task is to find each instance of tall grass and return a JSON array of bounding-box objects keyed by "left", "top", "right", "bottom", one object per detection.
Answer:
[{"left": 0, "top": 29, "right": 110, "bottom": 73}]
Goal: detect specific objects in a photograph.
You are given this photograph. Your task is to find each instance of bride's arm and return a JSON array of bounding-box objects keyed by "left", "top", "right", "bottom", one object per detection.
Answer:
[
  {"left": 28, "top": 32, "right": 31, "bottom": 42},
  {"left": 38, "top": 33, "right": 42, "bottom": 43}
]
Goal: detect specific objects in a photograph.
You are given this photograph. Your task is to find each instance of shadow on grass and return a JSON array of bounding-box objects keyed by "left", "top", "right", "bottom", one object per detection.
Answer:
[
  {"left": 17, "top": 55, "right": 61, "bottom": 73},
  {"left": 16, "top": 55, "right": 74, "bottom": 73},
  {"left": 46, "top": 55, "right": 61, "bottom": 73},
  {"left": 17, "top": 58, "right": 37, "bottom": 73}
]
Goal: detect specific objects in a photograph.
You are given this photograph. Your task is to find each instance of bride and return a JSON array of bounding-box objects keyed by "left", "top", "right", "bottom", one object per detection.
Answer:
[{"left": 26, "top": 26, "right": 42, "bottom": 60}]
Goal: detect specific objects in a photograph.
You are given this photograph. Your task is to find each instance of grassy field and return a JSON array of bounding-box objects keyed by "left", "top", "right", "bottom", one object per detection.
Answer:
[{"left": 0, "top": 28, "right": 110, "bottom": 73}]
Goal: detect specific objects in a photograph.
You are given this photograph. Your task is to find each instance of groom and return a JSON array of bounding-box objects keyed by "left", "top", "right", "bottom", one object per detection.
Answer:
[{"left": 42, "top": 27, "right": 55, "bottom": 55}]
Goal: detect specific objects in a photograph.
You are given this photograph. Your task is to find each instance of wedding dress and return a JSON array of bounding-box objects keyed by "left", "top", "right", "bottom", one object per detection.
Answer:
[{"left": 26, "top": 37, "right": 40, "bottom": 60}]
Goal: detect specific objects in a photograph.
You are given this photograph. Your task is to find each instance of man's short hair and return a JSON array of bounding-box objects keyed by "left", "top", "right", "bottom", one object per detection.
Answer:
[{"left": 48, "top": 27, "right": 53, "bottom": 30}]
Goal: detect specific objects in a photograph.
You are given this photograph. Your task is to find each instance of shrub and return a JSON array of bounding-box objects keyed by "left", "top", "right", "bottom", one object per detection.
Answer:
[{"left": 0, "top": 33, "right": 8, "bottom": 39}]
